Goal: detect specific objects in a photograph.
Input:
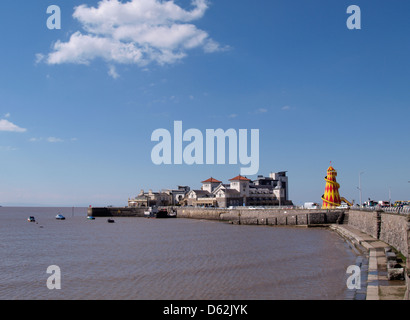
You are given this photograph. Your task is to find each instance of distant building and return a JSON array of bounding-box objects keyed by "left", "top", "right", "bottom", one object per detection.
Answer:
[
  {"left": 128, "top": 186, "right": 190, "bottom": 208},
  {"left": 129, "top": 171, "right": 292, "bottom": 208},
  {"left": 184, "top": 172, "right": 292, "bottom": 208},
  {"left": 185, "top": 189, "right": 216, "bottom": 207},
  {"left": 201, "top": 177, "right": 222, "bottom": 193},
  {"left": 249, "top": 172, "right": 289, "bottom": 206},
  {"left": 167, "top": 186, "right": 191, "bottom": 204}
]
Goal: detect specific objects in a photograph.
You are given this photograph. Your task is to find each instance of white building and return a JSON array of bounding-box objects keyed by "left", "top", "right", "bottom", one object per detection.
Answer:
[
  {"left": 184, "top": 172, "right": 292, "bottom": 207},
  {"left": 128, "top": 186, "right": 190, "bottom": 207}
]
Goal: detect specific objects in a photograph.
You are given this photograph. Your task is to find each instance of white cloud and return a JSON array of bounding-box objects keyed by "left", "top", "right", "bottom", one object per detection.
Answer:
[
  {"left": 256, "top": 108, "right": 268, "bottom": 113},
  {"left": 30, "top": 137, "right": 77, "bottom": 143},
  {"left": 4, "top": 113, "right": 10, "bottom": 118},
  {"left": 108, "top": 65, "right": 120, "bottom": 79},
  {"left": 40, "top": 0, "right": 226, "bottom": 71},
  {"left": 249, "top": 108, "right": 268, "bottom": 115},
  {"left": 29, "top": 137, "right": 42, "bottom": 142},
  {"left": 35, "top": 53, "right": 45, "bottom": 64},
  {"left": 47, "top": 137, "right": 64, "bottom": 143},
  {"left": 0, "top": 119, "right": 27, "bottom": 133},
  {"left": 0, "top": 146, "right": 18, "bottom": 151},
  {"left": 282, "top": 105, "right": 291, "bottom": 111}
]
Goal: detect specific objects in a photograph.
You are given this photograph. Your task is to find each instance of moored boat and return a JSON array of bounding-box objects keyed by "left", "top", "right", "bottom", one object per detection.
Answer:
[
  {"left": 27, "top": 216, "right": 36, "bottom": 222},
  {"left": 87, "top": 216, "right": 95, "bottom": 220},
  {"left": 107, "top": 218, "right": 115, "bottom": 223},
  {"left": 144, "top": 206, "right": 158, "bottom": 218},
  {"left": 56, "top": 214, "right": 65, "bottom": 220},
  {"left": 156, "top": 209, "right": 177, "bottom": 219}
]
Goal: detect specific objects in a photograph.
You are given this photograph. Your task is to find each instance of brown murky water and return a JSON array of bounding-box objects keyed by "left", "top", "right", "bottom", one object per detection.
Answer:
[{"left": 0, "top": 207, "right": 358, "bottom": 300}]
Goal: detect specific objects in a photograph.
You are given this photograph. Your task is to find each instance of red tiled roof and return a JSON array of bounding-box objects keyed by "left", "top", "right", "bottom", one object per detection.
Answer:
[
  {"left": 201, "top": 177, "right": 222, "bottom": 183},
  {"left": 229, "top": 175, "right": 251, "bottom": 181}
]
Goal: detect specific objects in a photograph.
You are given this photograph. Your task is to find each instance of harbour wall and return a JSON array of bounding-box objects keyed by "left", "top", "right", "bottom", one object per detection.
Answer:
[
  {"left": 175, "top": 207, "right": 345, "bottom": 226},
  {"left": 88, "top": 207, "right": 146, "bottom": 217},
  {"left": 347, "top": 209, "right": 410, "bottom": 299},
  {"left": 89, "top": 206, "right": 346, "bottom": 225},
  {"left": 347, "top": 210, "right": 410, "bottom": 262}
]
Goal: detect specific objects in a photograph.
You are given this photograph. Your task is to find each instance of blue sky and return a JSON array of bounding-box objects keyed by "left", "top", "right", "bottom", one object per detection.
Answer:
[{"left": 1, "top": 0, "right": 410, "bottom": 206}]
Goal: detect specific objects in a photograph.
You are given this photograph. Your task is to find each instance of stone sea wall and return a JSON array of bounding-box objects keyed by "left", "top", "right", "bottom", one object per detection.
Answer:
[
  {"left": 175, "top": 207, "right": 344, "bottom": 226},
  {"left": 347, "top": 210, "right": 410, "bottom": 260},
  {"left": 380, "top": 213, "right": 410, "bottom": 259},
  {"left": 347, "top": 210, "right": 379, "bottom": 238},
  {"left": 88, "top": 207, "right": 146, "bottom": 217},
  {"left": 347, "top": 209, "right": 410, "bottom": 300}
]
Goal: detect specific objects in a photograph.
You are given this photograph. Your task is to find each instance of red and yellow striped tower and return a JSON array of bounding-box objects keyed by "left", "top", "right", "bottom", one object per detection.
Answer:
[{"left": 321, "top": 165, "right": 342, "bottom": 209}]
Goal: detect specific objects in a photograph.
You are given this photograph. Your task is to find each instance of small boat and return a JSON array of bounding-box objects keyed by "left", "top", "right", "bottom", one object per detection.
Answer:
[
  {"left": 156, "top": 209, "right": 177, "bottom": 219},
  {"left": 87, "top": 216, "right": 95, "bottom": 220},
  {"left": 168, "top": 210, "right": 177, "bottom": 218},
  {"left": 56, "top": 214, "right": 66, "bottom": 220},
  {"left": 107, "top": 218, "right": 115, "bottom": 223},
  {"left": 28, "top": 216, "right": 36, "bottom": 222},
  {"left": 144, "top": 206, "right": 158, "bottom": 218}
]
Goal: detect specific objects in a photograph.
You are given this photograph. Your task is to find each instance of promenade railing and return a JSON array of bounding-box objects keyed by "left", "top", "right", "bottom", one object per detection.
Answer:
[{"left": 352, "top": 206, "right": 410, "bottom": 215}]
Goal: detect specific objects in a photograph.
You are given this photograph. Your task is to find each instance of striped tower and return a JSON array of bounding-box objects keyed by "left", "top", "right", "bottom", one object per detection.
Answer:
[{"left": 321, "top": 165, "right": 341, "bottom": 209}]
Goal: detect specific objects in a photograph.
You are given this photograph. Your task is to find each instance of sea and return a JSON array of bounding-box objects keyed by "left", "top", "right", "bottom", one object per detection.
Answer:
[{"left": 0, "top": 206, "right": 361, "bottom": 300}]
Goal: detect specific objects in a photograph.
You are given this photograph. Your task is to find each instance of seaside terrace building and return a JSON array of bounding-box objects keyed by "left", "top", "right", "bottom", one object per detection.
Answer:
[
  {"left": 184, "top": 172, "right": 292, "bottom": 208},
  {"left": 128, "top": 172, "right": 291, "bottom": 208},
  {"left": 128, "top": 186, "right": 190, "bottom": 208}
]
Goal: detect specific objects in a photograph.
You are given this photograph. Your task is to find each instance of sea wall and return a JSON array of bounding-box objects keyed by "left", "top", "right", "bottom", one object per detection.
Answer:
[
  {"left": 380, "top": 213, "right": 410, "bottom": 259},
  {"left": 347, "top": 210, "right": 379, "bottom": 238},
  {"left": 347, "top": 209, "right": 410, "bottom": 299},
  {"left": 175, "top": 207, "right": 344, "bottom": 226},
  {"left": 347, "top": 210, "right": 410, "bottom": 259},
  {"left": 88, "top": 207, "right": 146, "bottom": 217}
]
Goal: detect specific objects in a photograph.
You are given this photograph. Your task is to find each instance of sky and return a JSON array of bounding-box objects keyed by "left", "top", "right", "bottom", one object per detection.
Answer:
[{"left": 1, "top": 0, "right": 410, "bottom": 207}]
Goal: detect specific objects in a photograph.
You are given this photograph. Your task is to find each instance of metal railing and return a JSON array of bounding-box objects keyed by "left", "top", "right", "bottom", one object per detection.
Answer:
[
  {"left": 352, "top": 206, "right": 410, "bottom": 214},
  {"left": 171, "top": 205, "right": 410, "bottom": 214}
]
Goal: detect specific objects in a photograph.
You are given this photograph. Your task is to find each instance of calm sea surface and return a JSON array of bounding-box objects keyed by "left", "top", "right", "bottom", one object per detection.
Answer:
[{"left": 0, "top": 207, "right": 359, "bottom": 300}]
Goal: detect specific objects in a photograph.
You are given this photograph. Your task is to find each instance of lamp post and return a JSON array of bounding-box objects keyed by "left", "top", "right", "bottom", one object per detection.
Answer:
[
  {"left": 278, "top": 187, "right": 282, "bottom": 208},
  {"left": 358, "top": 171, "right": 365, "bottom": 207}
]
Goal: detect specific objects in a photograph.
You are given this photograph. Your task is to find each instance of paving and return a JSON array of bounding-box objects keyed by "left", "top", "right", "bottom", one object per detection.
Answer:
[{"left": 330, "top": 225, "right": 407, "bottom": 300}]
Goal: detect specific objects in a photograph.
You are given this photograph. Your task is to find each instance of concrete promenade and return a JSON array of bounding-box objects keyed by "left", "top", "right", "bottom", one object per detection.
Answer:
[{"left": 331, "top": 225, "right": 407, "bottom": 300}]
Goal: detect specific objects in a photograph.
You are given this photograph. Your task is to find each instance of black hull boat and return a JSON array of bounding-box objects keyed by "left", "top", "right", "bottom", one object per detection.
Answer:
[{"left": 155, "top": 209, "right": 177, "bottom": 219}]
